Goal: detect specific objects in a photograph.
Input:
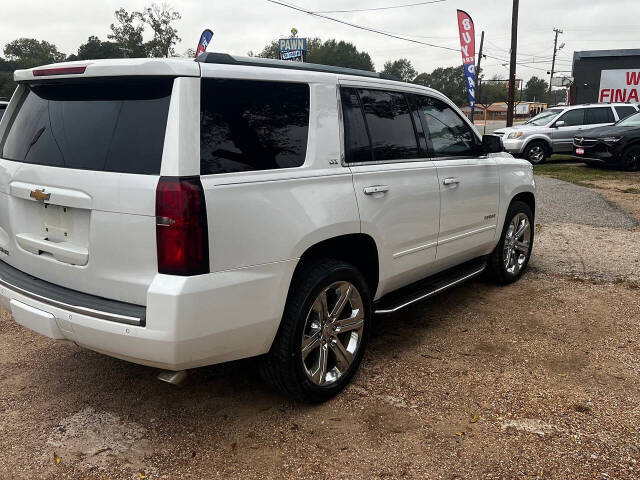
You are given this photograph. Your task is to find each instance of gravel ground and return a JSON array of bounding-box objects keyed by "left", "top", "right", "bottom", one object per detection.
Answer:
[
  {"left": 0, "top": 176, "right": 639, "bottom": 480},
  {"left": 534, "top": 176, "right": 639, "bottom": 228}
]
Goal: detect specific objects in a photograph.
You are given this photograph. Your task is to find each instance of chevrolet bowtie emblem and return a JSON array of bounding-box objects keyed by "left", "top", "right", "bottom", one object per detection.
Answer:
[{"left": 30, "top": 189, "right": 51, "bottom": 203}]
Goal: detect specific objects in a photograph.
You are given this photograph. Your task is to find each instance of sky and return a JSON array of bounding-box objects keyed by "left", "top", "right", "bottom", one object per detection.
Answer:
[{"left": 1, "top": 0, "right": 638, "bottom": 83}]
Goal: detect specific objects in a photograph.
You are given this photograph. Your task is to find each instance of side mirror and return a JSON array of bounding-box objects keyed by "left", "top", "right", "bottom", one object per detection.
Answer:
[
  {"left": 481, "top": 134, "right": 503, "bottom": 154},
  {"left": 554, "top": 120, "right": 566, "bottom": 128}
]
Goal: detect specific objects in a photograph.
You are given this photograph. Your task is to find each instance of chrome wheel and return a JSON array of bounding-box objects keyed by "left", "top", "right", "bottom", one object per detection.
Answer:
[
  {"left": 503, "top": 213, "right": 532, "bottom": 275},
  {"left": 301, "top": 281, "right": 364, "bottom": 386},
  {"left": 528, "top": 145, "right": 545, "bottom": 164}
]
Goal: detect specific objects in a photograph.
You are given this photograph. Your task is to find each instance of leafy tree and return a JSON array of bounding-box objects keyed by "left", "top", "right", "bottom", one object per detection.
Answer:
[
  {"left": 413, "top": 66, "right": 467, "bottom": 106},
  {"left": 108, "top": 8, "right": 147, "bottom": 57},
  {"left": 0, "top": 71, "right": 15, "bottom": 100},
  {"left": 523, "top": 76, "right": 548, "bottom": 102},
  {"left": 3, "top": 38, "right": 66, "bottom": 68},
  {"left": 478, "top": 77, "right": 508, "bottom": 104},
  {"left": 71, "top": 36, "right": 124, "bottom": 60},
  {"left": 140, "top": 3, "right": 182, "bottom": 58},
  {"left": 381, "top": 58, "right": 417, "bottom": 82},
  {"left": 258, "top": 38, "right": 374, "bottom": 71}
]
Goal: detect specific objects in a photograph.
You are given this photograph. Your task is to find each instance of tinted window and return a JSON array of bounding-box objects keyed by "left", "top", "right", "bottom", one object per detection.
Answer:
[
  {"left": 414, "top": 96, "right": 475, "bottom": 157},
  {"left": 557, "top": 108, "right": 585, "bottom": 127},
  {"left": 358, "top": 89, "right": 419, "bottom": 161},
  {"left": 585, "top": 107, "right": 614, "bottom": 125},
  {"left": 200, "top": 79, "right": 309, "bottom": 174},
  {"left": 0, "top": 78, "right": 172, "bottom": 174},
  {"left": 340, "top": 87, "right": 372, "bottom": 163},
  {"left": 615, "top": 106, "right": 637, "bottom": 121},
  {"left": 0, "top": 105, "right": 6, "bottom": 121}
]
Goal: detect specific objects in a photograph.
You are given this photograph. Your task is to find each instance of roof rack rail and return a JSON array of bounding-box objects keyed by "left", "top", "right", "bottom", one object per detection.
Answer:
[{"left": 196, "top": 52, "right": 401, "bottom": 81}]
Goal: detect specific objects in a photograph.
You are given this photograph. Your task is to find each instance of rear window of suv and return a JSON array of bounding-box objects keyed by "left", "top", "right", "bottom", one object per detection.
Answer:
[
  {"left": 200, "top": 79, "right": 310, "bottom": 174},
  {"left": 0, "top": 77, "right": 173, "bottom": 175}
]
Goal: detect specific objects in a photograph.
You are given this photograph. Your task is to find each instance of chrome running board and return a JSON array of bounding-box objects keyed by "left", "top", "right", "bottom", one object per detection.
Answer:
[{"left": 374, "top": 258, "right": 487, "bottom": 315}]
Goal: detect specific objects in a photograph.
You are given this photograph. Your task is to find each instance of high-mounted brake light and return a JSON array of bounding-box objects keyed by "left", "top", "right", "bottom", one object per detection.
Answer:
[
  {"left": 156, "top": 177, "right": 209, "bottom": 276},
  {"left": 33, "top": 66, "right": 87, "bottom": 77}
]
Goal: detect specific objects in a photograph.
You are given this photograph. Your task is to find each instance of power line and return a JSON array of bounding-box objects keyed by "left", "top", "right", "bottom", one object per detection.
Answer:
[
  {"left": 266, "top": 0, "right": 461, "bottom": 54},
  {"left": 265, "top": 0, "right": 560, "bottom": 73},
  {"left": 314, "top": 0, "right": 446, "bottom": 14}
]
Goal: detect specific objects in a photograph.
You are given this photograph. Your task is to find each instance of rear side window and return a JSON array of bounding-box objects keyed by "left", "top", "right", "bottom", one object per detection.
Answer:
[
  {"left": 585, "top": 107, "right": 614, "bottom": 125},
  {"left": 0, "top": 78, "right": 173, "bottom": 174},
  {"left": 414, "top": 95, "right": 475, "bottom": 157},
  {"left": 340, "top": 87, "right": 373, "bottom": 163},
  {"left": 0, "top": 105, "right": 6, "bottom": 121},
  {"left": 358, "top": 89, "right": 419, "bottom": 161},
  {"left": 200, "top": 79, "right": 309, "bottom": 174},
  {"left": 615, "top": 105, "right": 637, "bottom": 121},
  {"left": 557, "top": 108, "right": 585, "bottom": 127}
]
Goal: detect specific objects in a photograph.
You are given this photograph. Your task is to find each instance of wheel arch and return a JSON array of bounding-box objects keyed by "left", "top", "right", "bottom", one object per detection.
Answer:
[
  {"left": 290, "top": 233, "right": 380, "bottom": 301},
  {"left": 511, "top": 191, "right": 536, "bottom": 218},
  {"left": 523, "top": 136, "right": 552, "bottom": 154}
]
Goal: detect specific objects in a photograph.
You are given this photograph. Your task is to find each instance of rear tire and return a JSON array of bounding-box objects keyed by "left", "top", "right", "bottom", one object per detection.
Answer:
[
  {"left": 486, "top": 201, "right": 534, "bottom": 285},
  {"left": 260, "top": 259, "right": 372, "bottom": 403},
  {"left": 522, "top": 141, "right": 549, "bottom": 165},
  {"left": 621, "top": 145, "right": 640, "bottom": 171}
]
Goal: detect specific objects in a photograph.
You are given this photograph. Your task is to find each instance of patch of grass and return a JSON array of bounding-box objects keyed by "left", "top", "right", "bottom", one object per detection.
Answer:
[{"left": 534, "top": 163, "right": 640, "bottom": 187}]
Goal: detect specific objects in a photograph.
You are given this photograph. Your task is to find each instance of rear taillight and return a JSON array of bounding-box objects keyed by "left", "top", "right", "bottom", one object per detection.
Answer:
[
  {"left": 33, "top": 66, "right": 87, "bottom": 76},
  {"left": 156, "top": 177, "right": 209, "bottom": 276}
]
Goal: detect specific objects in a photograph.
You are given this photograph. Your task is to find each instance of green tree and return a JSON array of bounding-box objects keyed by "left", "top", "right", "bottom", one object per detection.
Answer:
[
  {"left": 523, "top": 76, "right": 549, "bottom": 102},
  {"left": 413, "top": 66, "right": 467, "bottom": 106},
  {"left": 108, "top": 8, "right": 147, "bottom": 57},
  {"left": 478, "top": 77, "right": 508, "bottom": 105},
  {"left": 258, "top": 38, "right": 374, "bottom": 71},
  {"left": 140, "top": 3, "right": 182, "bottom": 58},
  {"left": 70, "top": 36, "right": 123, "bottom": 61},
  {"left": 381, "top": 58, "right": 417, "bottom": 82},
  {"left": 3, "top": 38, "right": 66, "bottom": 68}
]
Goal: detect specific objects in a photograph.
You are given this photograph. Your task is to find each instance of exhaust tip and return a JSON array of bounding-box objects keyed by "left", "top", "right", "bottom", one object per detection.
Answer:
[{"left": 157, "top": 370, "right": 188, "bottom": 386}]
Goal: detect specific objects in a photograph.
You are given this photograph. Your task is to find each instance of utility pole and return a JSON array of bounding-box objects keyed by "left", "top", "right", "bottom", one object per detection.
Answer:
[
  {"left": 474, "top": 30, "right": 485, "bottom": 125},
  {"left": 549, "top": 28, "right": 563, "bottom": 93},
  {"left": 506, "top": 0, "right": 519, "bottom": 127}
]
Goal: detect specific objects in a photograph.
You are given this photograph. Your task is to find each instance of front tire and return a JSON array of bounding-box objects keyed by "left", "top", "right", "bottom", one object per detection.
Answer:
[
  {"left": 260, "top": 259, "right": 372, "bottom": 402},
  {"left": 621, "top": 145, "right": 640, "bottom": 171},
  {"left": 522, "top": 141, "right": 549, "bottom": 165},
  {"left": 486, "top": 201, "right": 534, "bottom": 284}
]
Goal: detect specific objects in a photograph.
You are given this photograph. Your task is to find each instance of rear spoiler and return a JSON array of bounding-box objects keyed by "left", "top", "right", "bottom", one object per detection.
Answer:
[{"left": 14, "top": 58, "right": 200, "bottom": 82}]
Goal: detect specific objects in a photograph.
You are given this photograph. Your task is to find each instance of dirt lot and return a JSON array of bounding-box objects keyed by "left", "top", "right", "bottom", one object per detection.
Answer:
[{"left": 1, "top": 166, "right": 639, "bottom": 480}]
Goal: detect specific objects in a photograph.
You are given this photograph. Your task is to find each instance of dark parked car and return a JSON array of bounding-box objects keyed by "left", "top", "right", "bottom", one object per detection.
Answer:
[{"left": 574, "top": 111, "right": 640, "bottom": 171}]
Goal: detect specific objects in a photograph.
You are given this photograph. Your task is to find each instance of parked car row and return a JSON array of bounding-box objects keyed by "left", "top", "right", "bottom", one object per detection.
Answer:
[{"left": 494, "top": 103, "right": 639, "bottom": 165}]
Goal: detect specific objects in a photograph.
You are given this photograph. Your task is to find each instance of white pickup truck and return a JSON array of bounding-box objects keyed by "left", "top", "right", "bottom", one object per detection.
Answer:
[{"left": 0, "top": 54, "right": 535, "bottom": 402}]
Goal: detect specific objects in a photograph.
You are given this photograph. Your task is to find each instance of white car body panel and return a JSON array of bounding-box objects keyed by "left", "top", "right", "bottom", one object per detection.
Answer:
[
  {"left": 351, "top": 161, "right": 441, "bottom": 297},
  {"left": 0, "top": 57, "right": 536, "bottom": 371}
]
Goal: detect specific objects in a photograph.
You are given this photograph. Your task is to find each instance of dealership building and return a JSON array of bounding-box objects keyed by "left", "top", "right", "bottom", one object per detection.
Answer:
[{"left": 571, "top": 48, "right": 640, "bottom": 104}]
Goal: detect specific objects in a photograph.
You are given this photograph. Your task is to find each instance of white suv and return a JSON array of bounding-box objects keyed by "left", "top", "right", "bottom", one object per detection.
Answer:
[{"left": 0, "top": 54, "right": 535, "bottom": 402}]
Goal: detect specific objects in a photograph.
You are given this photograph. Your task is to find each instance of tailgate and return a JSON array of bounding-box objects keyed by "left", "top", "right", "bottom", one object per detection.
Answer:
[{"left": 0, "top": 76, "right": 175, "bottom": 306}]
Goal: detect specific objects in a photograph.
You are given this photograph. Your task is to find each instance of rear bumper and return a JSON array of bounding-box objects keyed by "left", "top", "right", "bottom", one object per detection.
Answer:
[{"left": 0, "top": 260, "right": 296, "bottom": 370}]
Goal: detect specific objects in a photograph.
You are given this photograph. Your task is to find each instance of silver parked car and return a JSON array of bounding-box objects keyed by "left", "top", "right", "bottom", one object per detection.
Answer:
[{"left": 495, "top": 103, "right": 639, "bottom": 164}]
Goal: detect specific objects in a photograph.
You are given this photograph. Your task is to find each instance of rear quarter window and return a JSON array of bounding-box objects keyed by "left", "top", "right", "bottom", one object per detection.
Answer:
[
  {"left": 615, "top": 105, "right": 637, "bottom": 121},
  {"left": 0, "top": 78, "right": 173, "bottom": 175},
  {"left": 200, "top": 79, "right": 310, "bottom": 175}
]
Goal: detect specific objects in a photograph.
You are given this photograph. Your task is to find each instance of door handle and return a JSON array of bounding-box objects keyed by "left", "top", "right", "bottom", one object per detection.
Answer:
[
  {"left": 442, "top": 177, "right": 460, "bottom": 186},
  {"left": 363, "top": 185, "right": 389, "bottom": 195}
]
